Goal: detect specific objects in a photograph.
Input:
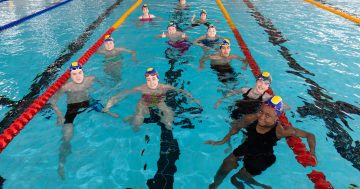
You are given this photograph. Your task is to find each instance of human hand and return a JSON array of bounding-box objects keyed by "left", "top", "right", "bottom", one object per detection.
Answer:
[
  {"left": 204, "top": 140, "right": 225, "bottom": 145},
  {"left": 214, "top": 100, "right": 222, "bottom": 109},
  {"left": 181, "top": 33, "right": 186, "bottom": 38},
  {"left": 161, "top": 32, "right": 166, "bottom": 38},
  {"left": 56, "top": 116, "right": 65, "bottom": 126},
  {"left": 102, "top": 107, "right": 109, "bottom": 113}
]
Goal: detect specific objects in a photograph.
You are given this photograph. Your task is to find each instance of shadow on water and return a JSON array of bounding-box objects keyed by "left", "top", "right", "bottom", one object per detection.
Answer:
[{"left": 243, "top": 0, "right": 360, "bottom": 170}]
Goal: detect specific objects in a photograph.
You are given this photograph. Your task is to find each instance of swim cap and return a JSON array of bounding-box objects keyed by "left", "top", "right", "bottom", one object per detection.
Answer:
[
  {"left": 145, "top": 68, "right": 159, "bottom": 78},
  {"left": 69, "top": 61, "right": 82, "bottom": 71},
  {"left": 257, "top": 71, "right": 272, "bottom": 83},
  {"left": 168, "top": 21, "right": 176, "bottom": 28},
  {"left": 200, "top": 9, "right": 207, "bottom": 16},
  {"left": 220, "top": 39, "right": 230, "bottom": 48},
  {"left": 208, "top": 24, "right": 216, "bottom": 29},
  {"left": 104, "top": 35, "right": 114, "bottom": 42},
  {"left": 142, "top": 4, "right": 148, "bottom": 8},
  {"left": 264, "top": 96, "right": 283, "bottom": 116}
]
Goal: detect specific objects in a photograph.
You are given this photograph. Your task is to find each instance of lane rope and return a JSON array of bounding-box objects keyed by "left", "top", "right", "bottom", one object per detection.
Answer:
[
  {"left": 0, "top": 0, "right": 143, "bottom": 153},
  {"left": 304, "top": 0, "right": 360, "bottom": 24},
  {"left": 0, "top": 0, "right": 73, "bottom": 32},
  {"left": 215, "top": 0, "right": 334, "bottom": 188}
]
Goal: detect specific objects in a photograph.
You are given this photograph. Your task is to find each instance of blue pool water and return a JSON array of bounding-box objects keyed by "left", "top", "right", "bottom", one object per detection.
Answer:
[{"left": 0, "top": 0, "right": 359, "bottom": 188}]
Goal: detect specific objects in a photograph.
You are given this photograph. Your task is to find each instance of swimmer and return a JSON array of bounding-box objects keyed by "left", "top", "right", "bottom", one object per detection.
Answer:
[
  {"left": 193, "top": 24, "right": 225, "bottom": 51},
  {"left": 96, "top": 35, "right": 138, "bottom": 82},
  {"left": 199, "top": 39, "right": 247, "bottom": 87},
  {"left": 191, "top": 9, "right": 211, "bottom": 27},
  {"left": 177, "top": 0, "right": 189, "bottom": 9},
  {"left": 159, "top": 21, "right": 187, "bottom": 41},
  {"left": 103, "top": 68, "right": 200, "bottom": 131},
  {"left": 199, "top": 39, "right": 247, "bottom": 70},
  {"left": 205, "top": 96, "right": 317, "bottom": 189},
  {"left": 50, "top": 62, "right": 117, "bottom": 180},
  {"left": 138, "top": 4, "right": 156, "bottom": 21}
]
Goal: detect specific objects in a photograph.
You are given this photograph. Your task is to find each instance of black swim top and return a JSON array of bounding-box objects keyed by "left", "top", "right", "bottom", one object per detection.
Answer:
[
  {"left": 199, "top": 37, "right": 221, "bottom": 48},
  {"left": 243, "top": 120, "right": 279, "bottom": 155}
]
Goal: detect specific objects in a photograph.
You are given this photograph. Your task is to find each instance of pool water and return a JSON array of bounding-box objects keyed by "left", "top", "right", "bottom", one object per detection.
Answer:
[{"left": 0, "top": 0, "right": 359, "bottom": 188}]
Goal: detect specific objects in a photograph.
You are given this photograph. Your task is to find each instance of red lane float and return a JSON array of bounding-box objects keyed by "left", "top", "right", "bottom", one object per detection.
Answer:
[
  {"left": 215, "top": 0, "right": 333, "bottom": 188},
  {"left": 0, "top": 0, "right": 142, "bottom": 153}
]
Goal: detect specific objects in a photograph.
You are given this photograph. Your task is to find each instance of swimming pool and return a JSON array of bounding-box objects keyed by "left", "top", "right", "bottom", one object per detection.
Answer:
[{"left": 0, "top": 0, "right": 359, "bottom": 188}]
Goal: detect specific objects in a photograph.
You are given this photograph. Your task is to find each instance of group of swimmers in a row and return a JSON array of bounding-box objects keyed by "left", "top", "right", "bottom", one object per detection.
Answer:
[{"left": 50, "top": 2, "right": 317, "bottom": 189}]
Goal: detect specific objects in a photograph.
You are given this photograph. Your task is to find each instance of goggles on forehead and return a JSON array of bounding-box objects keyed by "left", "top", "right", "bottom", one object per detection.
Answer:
[
  {"left": 145, "top": 68, "right": 159, "bottom": 78},
  {"left": 168, "top": 21, "right": 176, "bottom": 28},
  {"left": 104, "top": 35, "right": 114, "bottom": 42},
  {"left": 142, "top": 4, "right": 148, "bottom": 8},
  {"left": 264, "top": 96, "right": 283, "bottom": 116},
  {"left": 200, "top": 9, "right": 207, "bottom": 15},
  {"left": 69, "top": 62, "right": 82, "bottom": 71},
  {"left": 257, "top": 71, "right": 272, "bottom": 84},
  {"left": 220, "top": 39, "right": 230, "bottom": 48},
  {"left": 208, "top": 24, "right": 216, "bottom": 29}
]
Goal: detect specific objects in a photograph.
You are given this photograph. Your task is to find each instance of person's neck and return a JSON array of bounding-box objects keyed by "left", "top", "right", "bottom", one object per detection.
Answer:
[{"left": 143, "top": 13, "right": 149, "bottom": 17}]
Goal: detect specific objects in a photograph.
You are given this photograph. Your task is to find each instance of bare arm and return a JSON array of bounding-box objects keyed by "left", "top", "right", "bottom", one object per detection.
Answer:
[
  {"left": 214, "top": 88, "right": 245, "bottom": 108},
  {"left": 192, "top": 35, "right": 207, "bottom": 48},
  {"left": 95, "top": 48, "right": 107, "bottom": 55},
  {"left": 115, "top": 48, "right": 138, "bottom": 62},
  {"left": 50, "top": 86, "right": 66, "bottom": 125},
  {"left": 278, "top": 126, "right": 316, "bottom": 158},
  {"left": 232, "top": 55, "right": 248, "bottom": 70},
  {"left": 204, "top": 114, "right": 257, "bottom": 145},
  {"left": 199, "top": 55, "right": 211, "bottom": 70},
  {"left": 103, "top": 86, "right": 142, "bottom": 112}
]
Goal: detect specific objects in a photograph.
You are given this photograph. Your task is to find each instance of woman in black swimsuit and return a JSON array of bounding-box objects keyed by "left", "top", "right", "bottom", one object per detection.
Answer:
[{"left": 206, "top": 96, "right": 316, "bottom": 189}]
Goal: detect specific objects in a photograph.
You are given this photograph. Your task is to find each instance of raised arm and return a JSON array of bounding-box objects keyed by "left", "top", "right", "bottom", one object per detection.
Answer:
[{"left": 204, "top": 114, "right": 257, "bottom": 145}]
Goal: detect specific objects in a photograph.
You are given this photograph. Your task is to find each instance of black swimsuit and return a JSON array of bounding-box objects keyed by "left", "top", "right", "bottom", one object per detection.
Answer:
[
  {"left": 64, "top": 101, "right": 90, "bottom": 124},
  {"left": 233, "top": 121, "right": 279, "bottom": 175},
  {"left": 230, "top": 88, "right": 265, "bottom": 120},
  {"left": 210, "top": 63, "right": 237, "bottom": 85}
]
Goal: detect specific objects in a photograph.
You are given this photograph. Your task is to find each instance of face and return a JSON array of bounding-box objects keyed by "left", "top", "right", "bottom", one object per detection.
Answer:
[
  {"left": 220, "top": 45, "right": 231, "bottom": 57},
  {"left": 257, "top": 105, "right": 278, "bottom": 127},
  {"left": 70, "top": 69, "right": 84, "bottom": 84},
  {"left": 200, "top": 13, "right": 207, "bottom": 20},
  {"left": 142, "top": 7, "right": 149, "bottom": 14},
  {"left": 179, "top": 0, "right": 186, "bottom": 5},
  {"left": 167, "top": 26, "right": 177, "bottom": 35},
  {"left": 104, "top": 40, "right": 114, "bottom": 50},
  {"left": 146, "top": 75, "right": 159, "bottom": 89},
  {"left": 255, "top": 79, "right": 270, "bottom": 93},
  {"left": 207, "top": 27, "right": 216, "bottom": 38}
]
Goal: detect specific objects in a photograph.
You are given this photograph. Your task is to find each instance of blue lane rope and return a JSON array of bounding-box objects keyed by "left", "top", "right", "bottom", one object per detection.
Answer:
[{"left": 0, "top": 0, "right": 73, "bottom": 32}]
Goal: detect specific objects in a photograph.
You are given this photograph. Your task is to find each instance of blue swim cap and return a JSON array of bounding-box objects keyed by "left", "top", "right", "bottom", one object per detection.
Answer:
[
  {"left": 264, "top": 96, "right": 283, "bottom": 116},
  {"left": 257, "top": 71, "right": 272, "bottom": 83},
  {"left": 220, "top": 39, "right": 230, "bottom": 48},
  {"left": 69, "top": 62, "right": 82, "bottom": 71},
  {"left": 200, "top": 9, "right": 207, "bottom": 16},
  {"left": 145, "top": 68, "right": 159, "bottom": 78},
  {"left": 168, "top": 21, "right": 176, "bottom": 28},
  {"left": 104, "top": 35, "right": 114, "bottom": 42}
]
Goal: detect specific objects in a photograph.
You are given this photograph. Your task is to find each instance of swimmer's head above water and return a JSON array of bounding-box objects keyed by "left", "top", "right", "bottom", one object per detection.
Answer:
[
  {"left": 200, "top": 9, "right": 207, "bottom": 20},
  {"left": 255, "top": 71, "right": 272, "bottom": 93},
  {"left": 179, "top": 0, "right": 186, "bottom": 5},
  {"left": 219, "top": 39, "right": 231, "bottom": 57},
  {"left": 258, "top": 96, "right": 283, "bottom": 127},
  {"left": 145, "top": 68, "right": 159, "bottom": 89},
  {"left": 207, "top": 24, "right": 216, "bottom": 38},
  {"left": 142, "top": 4, "right": 149, "bottom": 13},
  {"left": 69, "top": 62, "right": 84, "bottom": 84},
  {"left": 104, "top": 35, "right": 114, "bottom": 51},
  {"left": 167, "top": 21, "right": 177, "bottom": 35}
]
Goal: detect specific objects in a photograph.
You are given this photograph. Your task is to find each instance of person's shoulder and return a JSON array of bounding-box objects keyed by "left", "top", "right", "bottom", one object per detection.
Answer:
[
  {"left": 241, "top": 87, "right": 250, "bottom": 94},
  {"left": 138, "top": 16, "right": 143, "bottom": 19},
  {"left": 150, "top": 14, "right": 156, "bottom": 18}
]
